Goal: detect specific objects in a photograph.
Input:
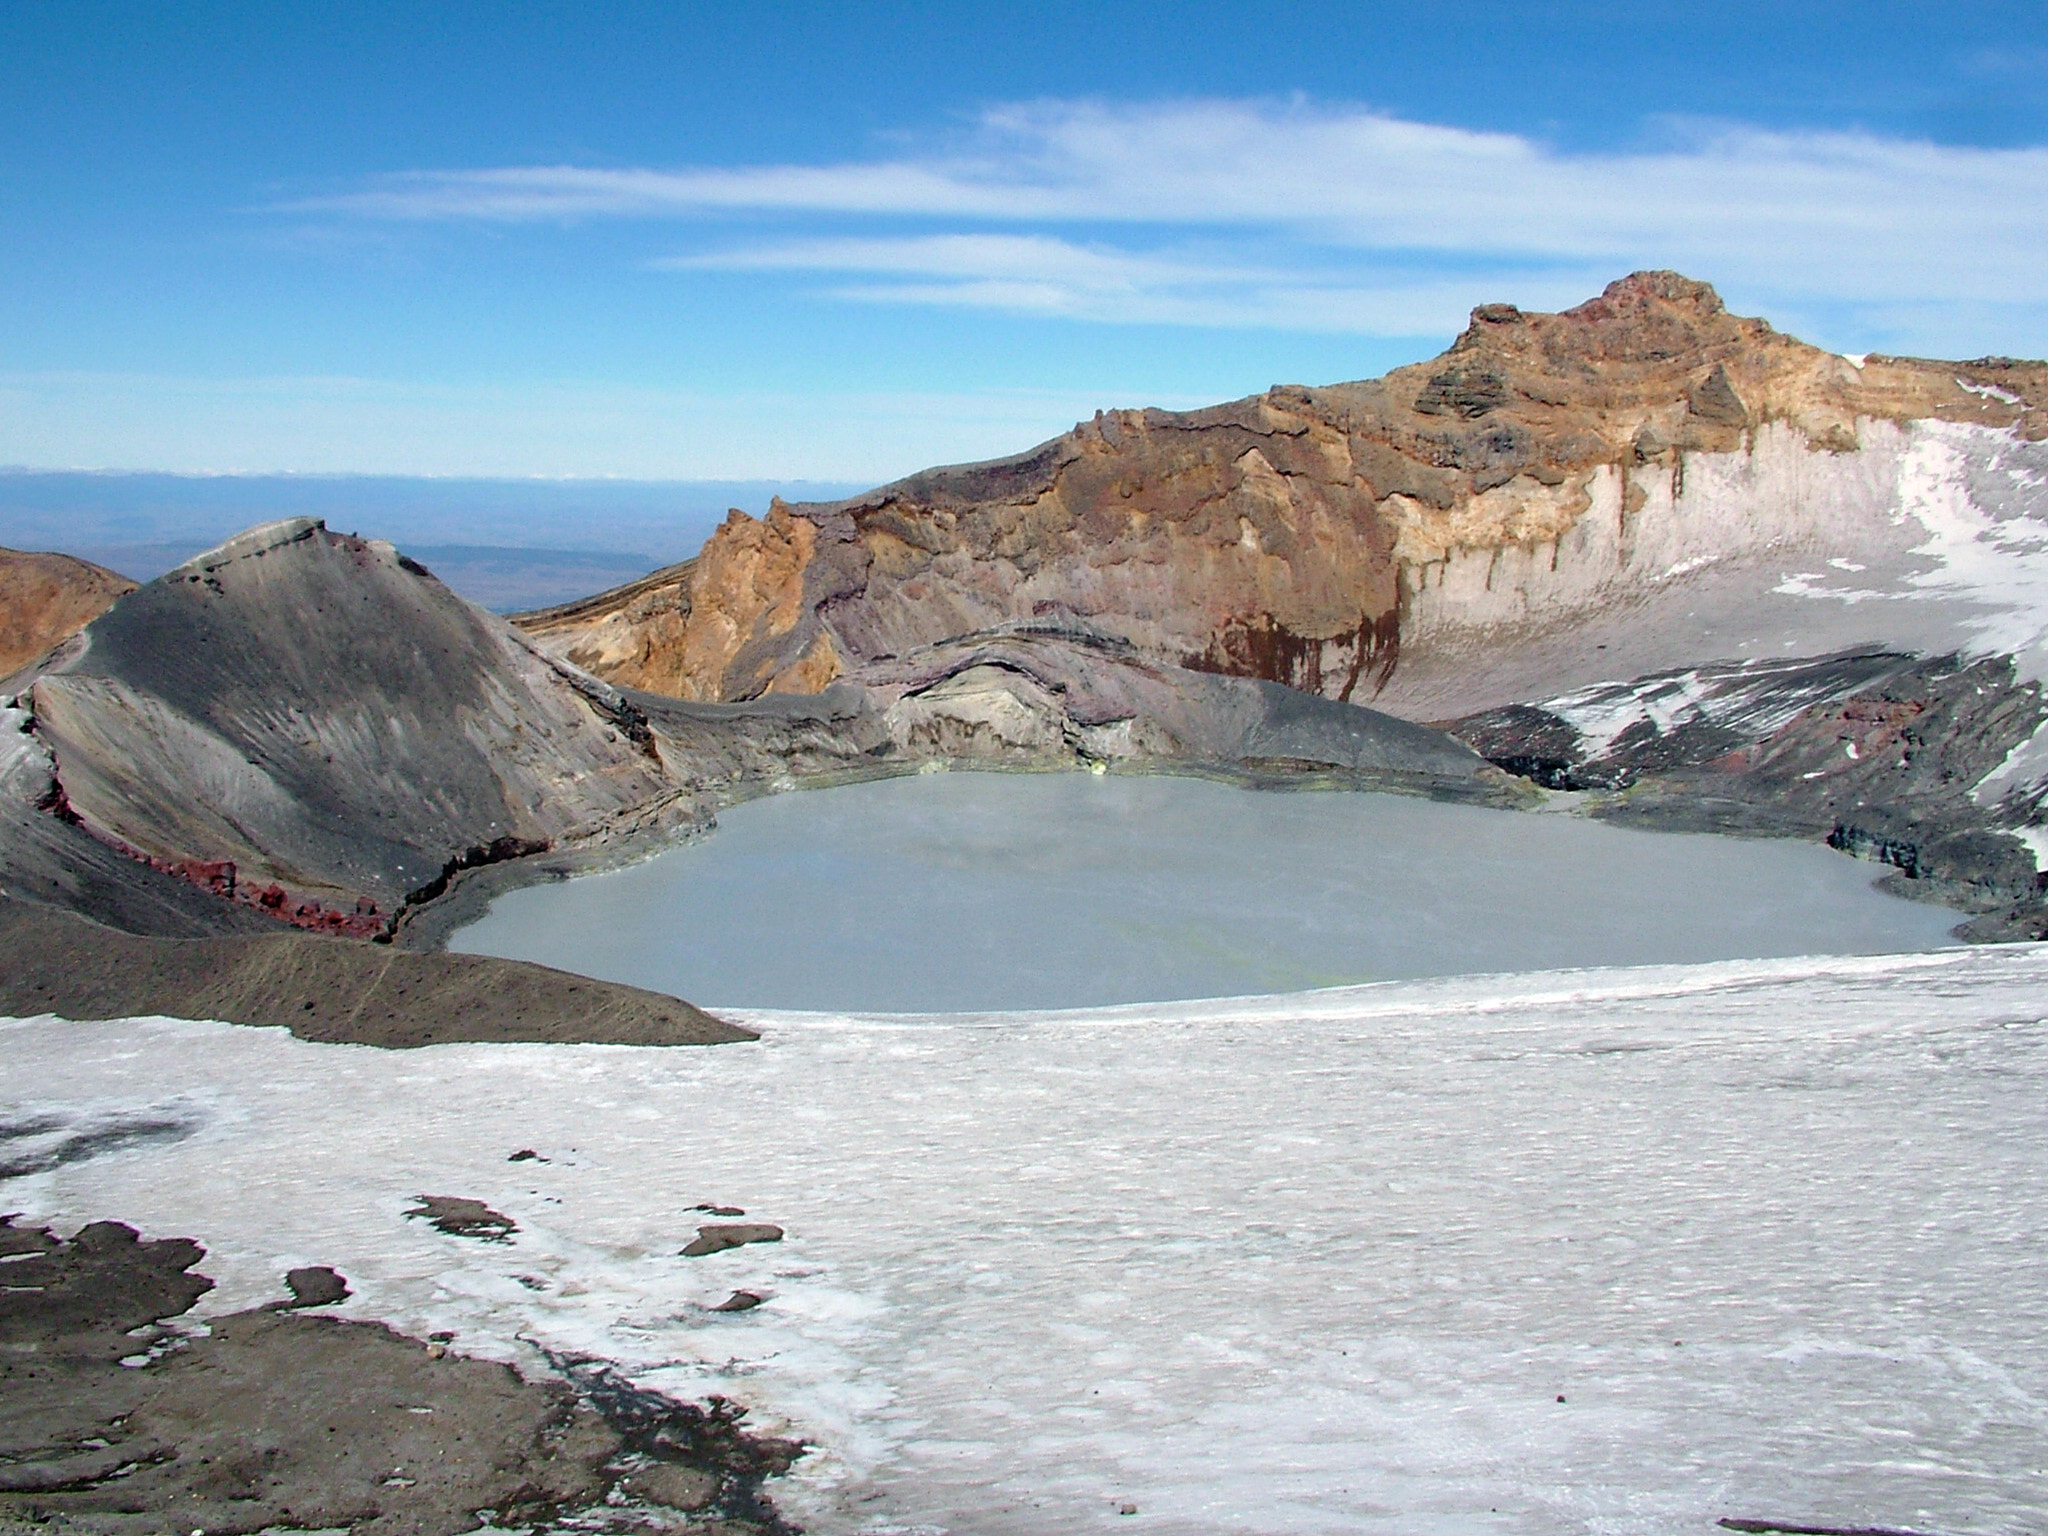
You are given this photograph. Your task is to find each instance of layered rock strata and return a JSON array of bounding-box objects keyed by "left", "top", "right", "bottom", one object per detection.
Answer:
[{"left": 517, "top": 273, "right": 2045, "bottom": 725}]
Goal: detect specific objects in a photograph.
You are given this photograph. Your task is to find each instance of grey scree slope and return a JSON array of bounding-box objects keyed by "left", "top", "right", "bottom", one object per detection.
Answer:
[{"left": 19, "top": 518, "right": 686, "bottom": 923}]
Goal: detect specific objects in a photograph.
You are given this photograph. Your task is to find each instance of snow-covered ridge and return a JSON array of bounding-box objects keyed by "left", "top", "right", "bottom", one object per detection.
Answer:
[{"left": 8, "top": 943, "right": 2048, "bottom": 1534}]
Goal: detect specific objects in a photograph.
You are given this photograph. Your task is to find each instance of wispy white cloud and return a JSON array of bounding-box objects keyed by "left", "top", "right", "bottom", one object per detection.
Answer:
[
  {"left": 664, "top": 232, "right": 1590, "bottom": 334},
  {"left": 295, "top": 98, "right": 2048, "bottom": 342},
  {"left": 664, "top": 233, "right": 1255, "bottom": 287}
]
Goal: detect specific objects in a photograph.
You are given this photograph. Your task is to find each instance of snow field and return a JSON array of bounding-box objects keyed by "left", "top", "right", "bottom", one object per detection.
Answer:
[{"left": 5, "top": 946, "right": 2048, "bottom": 1534}]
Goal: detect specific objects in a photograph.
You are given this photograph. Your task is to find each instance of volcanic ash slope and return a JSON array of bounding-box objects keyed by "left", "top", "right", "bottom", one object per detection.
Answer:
[{"left": 8, "top": 518, "right": 690, "bottom": 936}]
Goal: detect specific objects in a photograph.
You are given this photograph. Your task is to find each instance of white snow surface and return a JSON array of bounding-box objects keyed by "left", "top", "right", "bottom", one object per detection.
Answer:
[
  {"left": 8, "top": 948, "right": 2048, "bottom": 1535},
  {"left": 2013, "top": 824, "right": 2048, "bottom": 873}
]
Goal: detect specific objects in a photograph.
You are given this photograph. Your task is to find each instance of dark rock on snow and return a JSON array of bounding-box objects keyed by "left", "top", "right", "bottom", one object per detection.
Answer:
[
  {"left": 682, "top": 1223, "right": 785, "bottom": 1258},
  {"left": 404, "top": 1195, "right": 518, "bottom": 1243},
  {"left": 276, "top": 1264, "right": 352, "bottom": 1309},
  {"left": 0, "top": 1217, "right": 799, "bottom": 1535}
]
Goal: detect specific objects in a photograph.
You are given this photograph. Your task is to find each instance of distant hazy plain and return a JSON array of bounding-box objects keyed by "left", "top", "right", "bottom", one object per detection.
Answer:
[{"left": 0, "top": 471, "right": 865, "bottom": 609}]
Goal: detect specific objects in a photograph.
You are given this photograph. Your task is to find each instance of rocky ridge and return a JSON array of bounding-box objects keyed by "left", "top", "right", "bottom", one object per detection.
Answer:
[{"left": 517, "top": 271, "right": 2045, "bottom": 720}]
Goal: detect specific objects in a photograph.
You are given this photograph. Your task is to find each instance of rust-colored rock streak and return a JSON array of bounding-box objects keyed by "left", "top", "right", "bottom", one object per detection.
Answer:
[
  {"left": 516, "top": 273, "right": 2045, "bottom": 709},
  {"left": 0, "top": 548, "right": 136, "bottom": 680}
]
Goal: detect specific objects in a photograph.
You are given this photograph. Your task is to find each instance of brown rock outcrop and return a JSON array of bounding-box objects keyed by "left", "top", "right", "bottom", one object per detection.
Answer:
[
  {"left": 0, "top": 897, "right": 752, "bottom": 1045},
  {"left": 516, "top": 272, "right": 2046, "bottom": 715},
  {"left": 0, "top": 547, "right": 135, "bottom": 680}
]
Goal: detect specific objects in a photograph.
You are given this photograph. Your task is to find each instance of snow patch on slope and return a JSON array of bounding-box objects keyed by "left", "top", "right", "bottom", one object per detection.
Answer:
[
  {"left": 1519, "top": 422, "right": 2048, "bottom": 799},
  {"left": 1543, "top": 669, "right": 1714, "bottom": 754},
  {"left": 1889, "top": 423, "right": 2048, "bottom": 800}
]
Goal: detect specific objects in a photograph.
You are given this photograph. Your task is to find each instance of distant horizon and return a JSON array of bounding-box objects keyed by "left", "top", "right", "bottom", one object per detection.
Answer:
[
  {"left": 0, "top": 469, "right": 874, "bottom": 606},
  {"left": 0, "top": 465, "right": 873, "bottom": 487}
]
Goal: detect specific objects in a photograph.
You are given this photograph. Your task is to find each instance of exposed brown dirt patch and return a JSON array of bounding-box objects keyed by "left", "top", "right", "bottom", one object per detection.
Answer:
[{"left": 0, "top": 549, "right": 134, "bottom": 681}]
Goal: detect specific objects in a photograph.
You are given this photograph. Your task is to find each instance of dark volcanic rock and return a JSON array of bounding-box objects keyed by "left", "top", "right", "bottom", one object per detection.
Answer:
[
  {"left": 681, "top": 1223, "right": 784, "bottom": 1257},
  {"left": 0, "top": 1217, "right": 212, "bottom": 1359},
  {"left": 0, "top": 1220, "right": 614, "bottom": 1534},
  {"left": 18, "top": 519, "right": 690, "bottom": 932},
  {"left": 1449, "top": 651, "right": 2048, "bottom": 931},
  {"left": 277, "top": 1265, "right": 351, "bottom": 1309},
  {"left": 406, "top": 1195, "right": 517, "bottom": 1242},
  {"left": 0, "top": 897, "right": 753, "bottom": 1046},
  {"left": 0, "top": 1219, "right": 800, "bottom": 1536}
]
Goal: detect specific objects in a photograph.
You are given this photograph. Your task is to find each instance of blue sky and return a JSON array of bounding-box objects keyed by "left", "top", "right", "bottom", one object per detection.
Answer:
[{"left": 3, "top": 1, "right": 2045, "bottom": 481}]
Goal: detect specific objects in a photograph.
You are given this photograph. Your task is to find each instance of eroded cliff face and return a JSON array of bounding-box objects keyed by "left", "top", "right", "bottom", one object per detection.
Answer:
[
  {"left": 519, "top": 503, "right": 842, "bottom": 701},
  {"left": 0, "top": 548, "right": 136, "bottom": 681},
  {"left": 517, "top": 272, "right": 2046, "bottom": 719}
]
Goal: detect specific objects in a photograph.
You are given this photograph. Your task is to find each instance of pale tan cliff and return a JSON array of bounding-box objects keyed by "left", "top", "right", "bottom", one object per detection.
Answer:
[
  {"left": 0, "top": 548, "right": 136, "bottom": 680},
  {"left": 516, "top": 272, "right": 2046, "bottom": 716}
]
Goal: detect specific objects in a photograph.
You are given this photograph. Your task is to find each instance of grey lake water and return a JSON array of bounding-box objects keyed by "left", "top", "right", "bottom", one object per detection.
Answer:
[{"left": 451, "top": 770, "right": 1962, "bottom": 1012}]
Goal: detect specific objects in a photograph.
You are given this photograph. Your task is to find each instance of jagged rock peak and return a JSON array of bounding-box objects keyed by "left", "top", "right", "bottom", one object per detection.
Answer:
[
  {"left": 1441, "top": 271, "right": 1766, "bottom": 380},
  {"left": 1452, "top": 270, "right": 1729, "bottom": 347},
  {"left": 1580, "top": 268, "right": 1729, "bottom": 316}
]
